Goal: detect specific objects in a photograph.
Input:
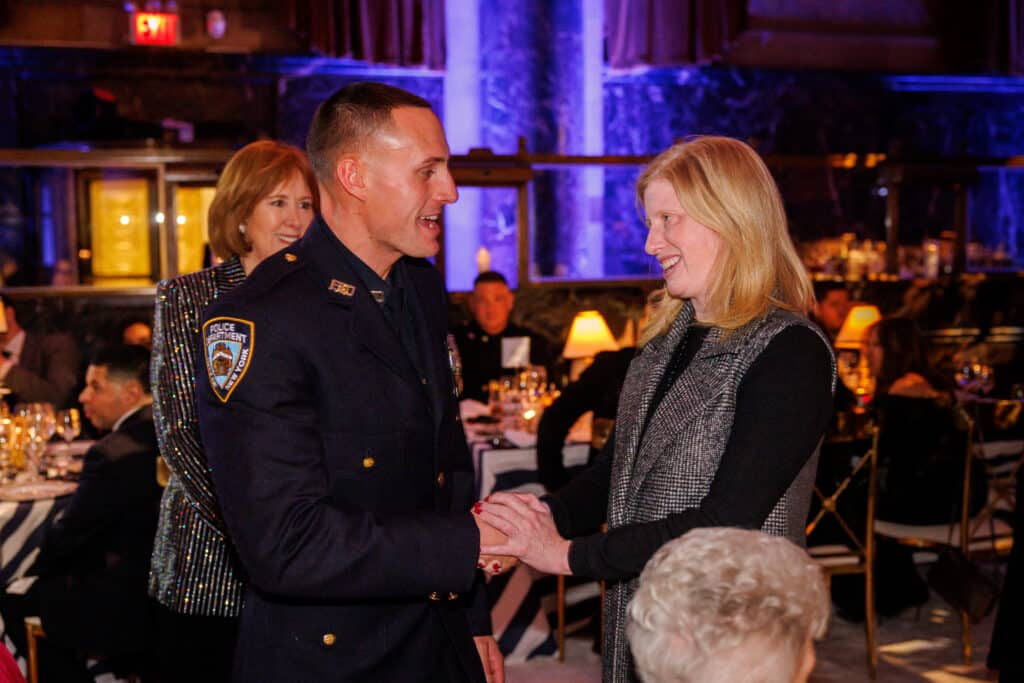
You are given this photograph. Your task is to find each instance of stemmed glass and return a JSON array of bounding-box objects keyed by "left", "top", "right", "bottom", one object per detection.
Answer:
[
  {"left": 954, "top": 361, "right": 975, "bottom": 391},
  {"left": 956, "top": 359, "right": 995, "bottom": 396},
  {"left": 0, "top": 417, "right": 14, "bottom": 482},
  {"left": 20, "top": 420, "right": 43, "bottom": 483},
  {"left": 54, "top": 409, "right": 81, "bottom": 452},
  {"left": 976, "top": 364, "right": 996, "bottom": 395},
  {"left": 17, "top": 403, "right": 55, "bottom": 482}
]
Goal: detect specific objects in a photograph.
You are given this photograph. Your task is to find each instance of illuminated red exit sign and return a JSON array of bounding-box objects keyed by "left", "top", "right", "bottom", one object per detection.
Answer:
[{"left": 130, "top": 12, "right": 179, "bottom": 46}]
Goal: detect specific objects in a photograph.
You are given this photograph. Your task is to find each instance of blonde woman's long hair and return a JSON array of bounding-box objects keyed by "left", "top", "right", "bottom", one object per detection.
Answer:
[{"left": 638, "top": 136, "right": 813, "bottom": 346}]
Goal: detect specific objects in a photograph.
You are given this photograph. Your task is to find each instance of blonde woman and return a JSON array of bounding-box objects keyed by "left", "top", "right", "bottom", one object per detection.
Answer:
[{"left": 479, "top": 136, "right": 836, "bottom": 683}]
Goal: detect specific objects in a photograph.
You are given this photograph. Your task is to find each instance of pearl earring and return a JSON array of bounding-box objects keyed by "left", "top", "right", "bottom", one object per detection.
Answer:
[{"left": 239, "top": 223, "right": 247, "bottom": 235}]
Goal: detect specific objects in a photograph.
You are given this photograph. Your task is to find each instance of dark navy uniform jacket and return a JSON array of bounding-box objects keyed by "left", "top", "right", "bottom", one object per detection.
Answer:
[{"left": 196, "top": 217, "right": 489, "bottom": 682}]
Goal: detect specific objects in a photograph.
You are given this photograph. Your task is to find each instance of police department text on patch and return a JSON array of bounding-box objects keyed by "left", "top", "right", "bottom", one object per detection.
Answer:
[{"left": 203, "top": 316, "right": 255, "bottom": 403}]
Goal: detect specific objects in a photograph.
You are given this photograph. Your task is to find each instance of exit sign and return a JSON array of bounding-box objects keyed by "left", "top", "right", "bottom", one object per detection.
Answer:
[{"left": 131, "top": 12, "right": 179, "bottom": 46}]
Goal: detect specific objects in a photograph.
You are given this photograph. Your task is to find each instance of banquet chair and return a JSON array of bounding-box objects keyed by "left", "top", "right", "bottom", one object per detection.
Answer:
[
  {"left": 806, "top": 426, "right": 879, "bottom": 679},
  {"left": 874, "top": 410, "right": 986, "bottom": 665},
  {"left": 967, "top": 437, "right": 1021, "bottom": 556},
  {"left": 24, "top": 616, "right": 43, "bottom": 683},
  {"left": 23, "top": 616, "right": 140, "bottom": 683},
  {"left": 555, "top": 574, "right": 604, "bottom": 661}
]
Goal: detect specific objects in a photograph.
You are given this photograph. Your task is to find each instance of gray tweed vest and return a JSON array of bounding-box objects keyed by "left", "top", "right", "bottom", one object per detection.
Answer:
[{"left": 602, "top": 303, "right": 836, "bottom": 683}]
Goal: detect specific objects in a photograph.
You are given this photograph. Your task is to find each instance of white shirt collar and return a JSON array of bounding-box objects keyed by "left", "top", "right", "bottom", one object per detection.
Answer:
[
  {"left": 112, "top": 399, "right": 152, "bottom": 432},
  {"left": 3, "top": 330, "right": 26, "bottom": 362}
]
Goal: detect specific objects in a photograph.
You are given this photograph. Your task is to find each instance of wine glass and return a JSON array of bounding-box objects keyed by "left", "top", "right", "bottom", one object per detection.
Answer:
[
  {"left": 55, "top": 409, "right": 81, "bottom": 448},
  {"left": 976, "top": 363, "right": 995, "bottom": 395},
  {"left": 19, "top": 403, "right": 54, "bottom": 481},
  {"left": 0, "top": 417, "right": 13, "bottom": 482},
  {"left": 956, "top": 359, "right": 995, "bottom": 396},
  {"left": 954, "top": 360, "right": 975, "bottom": 391}
]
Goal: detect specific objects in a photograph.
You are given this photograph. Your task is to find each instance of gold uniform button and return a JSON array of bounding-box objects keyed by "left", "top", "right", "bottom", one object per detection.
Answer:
[
  {"left": 447, "top": 592, "right": 459, "bottom": 601},
  {"left": 421, "top": 377, "right": 428, "bottom": 385},
  {"left": 436, "top": 472, "right": 445, "bottom": 488},
  {"left": 284, "top": 253, "right": 297, "bottom": 262},
  {"left": 322, "top": 633, "right": 336, "bottom": 647},
  {"left": 428, "top": 591, "right": 441, "bottom": 601},
  {"left": 362, "top": 457, "right": 376, "bottom": 469}
]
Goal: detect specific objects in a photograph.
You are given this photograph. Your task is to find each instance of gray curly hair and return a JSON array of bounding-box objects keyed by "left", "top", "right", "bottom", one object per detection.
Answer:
[{"left": 626, "top": 527, "right": 829, "bottom": 683}]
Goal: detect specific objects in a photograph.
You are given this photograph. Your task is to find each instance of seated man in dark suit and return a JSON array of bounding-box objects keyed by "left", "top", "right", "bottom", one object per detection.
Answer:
[
  {"left": 0, "top": 344, "right": 161, "bottom": 681},
  {"left": 0, "top": 294, "right": 80, "bottom": 408},
  {"left": 453, "top": 271, "right": 556, "bottom": 402}
]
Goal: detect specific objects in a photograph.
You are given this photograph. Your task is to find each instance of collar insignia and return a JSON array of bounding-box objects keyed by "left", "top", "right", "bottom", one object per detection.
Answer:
[
  {"left": 202, "top": 317, "right": 254, "bottom": 403},
  {"left": 328, "top": 279, "right": 356, "bottom": 296},
  {"left": 370, "top": 289, "right": 386, "bottom": 304}
]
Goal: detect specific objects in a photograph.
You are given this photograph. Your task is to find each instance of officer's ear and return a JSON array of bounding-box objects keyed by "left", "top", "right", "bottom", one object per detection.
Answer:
[{"left": 336, "top": 157, "right": 368, "bottom": 201}]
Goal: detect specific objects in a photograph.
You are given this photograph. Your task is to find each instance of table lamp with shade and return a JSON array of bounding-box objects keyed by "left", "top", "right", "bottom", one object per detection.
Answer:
[
  {"left": 562, "top": 310, "right": 619, "bottom": 381},
  {"left": 834, "top": 303, "right": 881, "bottom": 401}
]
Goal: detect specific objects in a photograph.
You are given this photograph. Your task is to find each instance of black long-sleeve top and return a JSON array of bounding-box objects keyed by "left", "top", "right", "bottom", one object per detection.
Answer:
[{"left": 545, "top": 324, "right": 833, "bottom": 581}]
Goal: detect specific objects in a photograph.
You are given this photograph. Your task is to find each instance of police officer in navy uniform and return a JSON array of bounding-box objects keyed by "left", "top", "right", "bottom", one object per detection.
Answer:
[
  {"left": 452, "top": 271, "right": 557, "bottom": 403},
  {"left": 195, "top": 83, "right": 509, "bottom": 682}
]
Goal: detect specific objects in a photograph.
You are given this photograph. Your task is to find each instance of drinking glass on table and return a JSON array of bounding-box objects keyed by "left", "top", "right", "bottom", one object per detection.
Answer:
[
  {"left": 54, "top": 408, "right": 81, "bottom": 452},
  {"left": 956, "top": 359, "right": 995, "bottom": 396},
  {"left": 0, "top": 417, "right": 14, "bottom": 482},
  {"left": 955, "top": 359, "right": 976, "bottom": 391},
  {"left": 17, "top": 403, "right": 54, "bottom": 481},
  {"left": 976, "top": 363, "right": 995, "bottom": 395}
]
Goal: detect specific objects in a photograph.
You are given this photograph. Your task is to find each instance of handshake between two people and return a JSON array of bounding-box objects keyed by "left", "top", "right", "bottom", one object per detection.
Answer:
[{"left": 471, "top": 492, "right": 573, "bottom": 577}]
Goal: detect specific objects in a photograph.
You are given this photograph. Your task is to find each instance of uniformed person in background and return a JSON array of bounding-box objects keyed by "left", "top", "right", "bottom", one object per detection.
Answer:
[
  {"left": 453, "top": 270, "right": 556, "bottom": 402},
  {"left": 195, "top": 82, "right": 509, "bottom": 682}
]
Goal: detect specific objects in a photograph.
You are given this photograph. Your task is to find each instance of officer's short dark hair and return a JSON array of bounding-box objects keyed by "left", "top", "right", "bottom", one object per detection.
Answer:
[
  {"left": 90, "top": 344, "right": 151, "bottom": 394},
  {"left": 473, "top": 271, "right": 509, "bottom": 288},
  {"left": 306, "top": 82, "right": 432, "bottom": 184}
]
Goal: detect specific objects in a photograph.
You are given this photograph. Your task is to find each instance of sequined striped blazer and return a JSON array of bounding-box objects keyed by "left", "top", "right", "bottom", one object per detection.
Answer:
[{"left": 148, "top": 257, "right": 246, "bottom": 616}]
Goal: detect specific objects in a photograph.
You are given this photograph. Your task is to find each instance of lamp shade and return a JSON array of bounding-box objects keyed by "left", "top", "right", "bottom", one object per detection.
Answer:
[
  {"left": 563, "top": 310, "right": 619, "bottom": 359},
  {"left": 834, "top": 304, "right": 881, "bottom": 349}
]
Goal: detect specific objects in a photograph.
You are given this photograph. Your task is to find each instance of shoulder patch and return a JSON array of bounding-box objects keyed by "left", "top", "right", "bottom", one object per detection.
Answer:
[{"left": 203, "top": 316, "right": 255, "bottom": 403}]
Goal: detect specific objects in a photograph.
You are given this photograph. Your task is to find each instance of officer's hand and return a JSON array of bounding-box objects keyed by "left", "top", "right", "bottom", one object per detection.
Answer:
[
  {"left": 477, "top": 492, "right": 572, "bottom": 576},
  {"left": 473, "top": 635, "right": 505, "bottom": 683},
  {"left": 472, "top": 509, "right": 519, "bottom": 575}
]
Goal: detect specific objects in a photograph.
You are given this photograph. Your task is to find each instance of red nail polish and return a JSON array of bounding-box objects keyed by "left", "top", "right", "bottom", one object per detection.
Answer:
[
  {"left": 477, "top": 560, "right": 485, "bottom": 569},
  {"left": 491, "top": 562, "right": 501, "bottom": 572},
  {"left": 473, "top": 502, "right": 482, "bottom": 514}
]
